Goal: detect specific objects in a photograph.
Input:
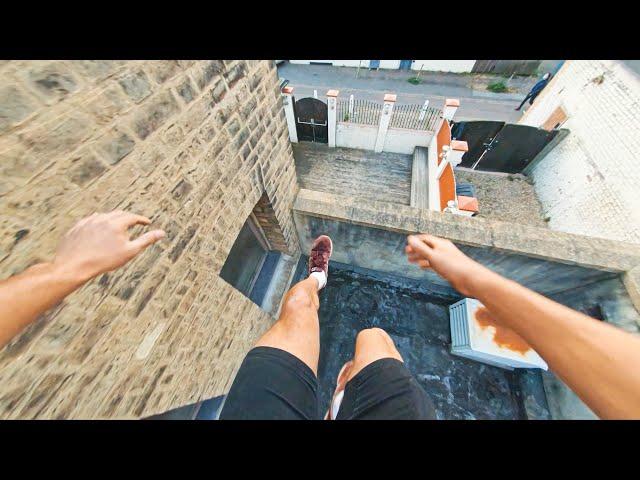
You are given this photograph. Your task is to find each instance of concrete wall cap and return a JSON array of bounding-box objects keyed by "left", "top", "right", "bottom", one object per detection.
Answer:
[{"left": 451, "top": 140, "right": 469, "bottom": 151}]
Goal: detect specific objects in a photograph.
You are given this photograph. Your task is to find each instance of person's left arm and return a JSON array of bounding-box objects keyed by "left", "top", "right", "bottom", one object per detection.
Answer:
[{"left": 0, "top": 211, "right": 165, "bottom": 348}]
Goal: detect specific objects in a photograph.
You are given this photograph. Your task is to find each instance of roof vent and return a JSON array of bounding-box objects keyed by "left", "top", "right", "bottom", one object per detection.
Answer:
[{"left": 449, "top": 298, "right": 548, "bottom": 370}]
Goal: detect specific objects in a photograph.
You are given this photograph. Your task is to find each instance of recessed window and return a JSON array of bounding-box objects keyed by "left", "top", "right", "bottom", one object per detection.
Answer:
[
  {"left": 219, "top": 196, "right": 285, "bottom": 309},
  {"left": 220, "top": 215, "right": 270, "bottom": 299}
]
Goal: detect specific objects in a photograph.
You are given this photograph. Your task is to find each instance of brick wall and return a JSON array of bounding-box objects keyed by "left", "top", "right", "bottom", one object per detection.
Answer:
[
  {"left": 0, "top": 60, "right": 300, "bottom": 418},
  {"left": 519, "top": 60, "right": 640, "bottom": 244}
]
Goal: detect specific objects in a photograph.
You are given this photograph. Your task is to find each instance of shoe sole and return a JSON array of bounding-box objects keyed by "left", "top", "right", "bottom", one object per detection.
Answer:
[
  {"left": 325, "top": 360, "right": 353, "bottom": 420},
  {"left": 314, "top": 235, "right": 333, "bottom": 258},
  {"left": 309, "top": 235, "right": 333, "bottom": 275}
]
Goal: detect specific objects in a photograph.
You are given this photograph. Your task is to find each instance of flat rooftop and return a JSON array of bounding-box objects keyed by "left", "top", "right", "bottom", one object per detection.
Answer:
[
  {"left": 454, "top": 168, "right": 547, "bottom": 228},
  {"left": 293, "top": 143, "right": 412, "bottom": 205},
  {"left": 292, "top": 257, "right": 550, "bottom": 419}
]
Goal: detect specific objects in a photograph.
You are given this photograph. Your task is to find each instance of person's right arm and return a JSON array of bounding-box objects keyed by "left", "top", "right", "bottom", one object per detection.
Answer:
[{"left": 406, "top": 234, "right": 640, "bottom": 419}]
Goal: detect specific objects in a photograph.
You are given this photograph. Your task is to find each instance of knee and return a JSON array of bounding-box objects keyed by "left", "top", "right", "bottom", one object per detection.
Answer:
[
  {"left": 283, "top": 284, "right": 316, "bottom": 312},
  {"left": 352, "top": 327, "right": 403, "bottom": 370},
  {"left": 356, "top": 327, "right": 393, "bottom": 347}
]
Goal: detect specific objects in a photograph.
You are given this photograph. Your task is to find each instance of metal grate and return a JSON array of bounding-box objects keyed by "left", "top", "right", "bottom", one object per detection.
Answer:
[
  {"left": 337, "top": 98, "right": 383, "bottom": 126},
  {"left": 389, "top": 104, "right": 442, "bottom": 131},
  {"left": 449, "top": 299, "right": 472, "bottom": 349}
]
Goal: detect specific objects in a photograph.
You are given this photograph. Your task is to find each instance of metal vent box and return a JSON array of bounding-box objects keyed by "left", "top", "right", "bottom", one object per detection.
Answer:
[{"left": 449, "top": 298, "right": 548, "bottom": 370}]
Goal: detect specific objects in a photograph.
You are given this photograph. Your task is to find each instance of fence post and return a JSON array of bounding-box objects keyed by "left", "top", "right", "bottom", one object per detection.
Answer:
[
  {"left": 449, "top": 140, "right": 469, "bottom": 167},
  {"left": 281, "top": 86, "right": 298, "bottom": 143},
  {"left": 326, "top": 89, "right": 339, "bottom": 148},
  {"left": 374, "top": 93, "right": 396, "bottom": 152},
  {"left": 418, "top": 99, "right": 430, "bottom": 121},
  {"left": 348, "top": 94, "right": 354, "bottom": 120},
  {"left": 443, "top": 98, "right": 460, "bottom": 121}
]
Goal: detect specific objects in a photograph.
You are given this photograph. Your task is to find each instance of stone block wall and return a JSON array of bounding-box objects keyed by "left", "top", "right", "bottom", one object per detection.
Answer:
[{"left": 0, "top": 60, "right": 300, "bottom": 418}]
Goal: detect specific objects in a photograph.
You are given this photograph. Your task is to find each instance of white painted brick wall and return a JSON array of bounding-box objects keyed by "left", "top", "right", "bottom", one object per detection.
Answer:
[{"left": 520, "top": 60, "right": 640, "bottom": 244}]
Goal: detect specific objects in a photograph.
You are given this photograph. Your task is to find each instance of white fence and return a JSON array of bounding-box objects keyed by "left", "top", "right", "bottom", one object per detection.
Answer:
[
  {"left": 282, "top": 88, "right": 455, "bottom": 155},
  {"left": 335, "top": 96, "right": 442, "bottom": 154}
]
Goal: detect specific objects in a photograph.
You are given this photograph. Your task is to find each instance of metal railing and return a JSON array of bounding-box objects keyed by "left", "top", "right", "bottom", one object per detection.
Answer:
[
  {"left": 337, "top": 98, "right": 383, "bottom": 126},
  {"left": 337, "top": 97, "right": 442, "bottom": 132},
  {"left": 389, "top": 103, "right": 441, "bottom": 131}
]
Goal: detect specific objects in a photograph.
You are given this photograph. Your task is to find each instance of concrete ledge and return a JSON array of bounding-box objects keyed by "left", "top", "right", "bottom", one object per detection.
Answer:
[{"left": 294, "top": 189, "right": 640, "bottom": 273}]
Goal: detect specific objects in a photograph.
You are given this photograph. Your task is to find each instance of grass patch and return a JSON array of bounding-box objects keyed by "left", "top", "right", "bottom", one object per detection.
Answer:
[
  {"left": 407, "top": 77, "right": 421, "bottom": 85},
  {"left": 487, "top": 80, "right": 508, "bottom": 93}
]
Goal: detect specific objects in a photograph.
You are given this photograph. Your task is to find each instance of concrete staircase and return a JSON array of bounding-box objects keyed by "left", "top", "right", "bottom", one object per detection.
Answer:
[{"left": 410, "top": 146, "right": 429, "bottom": 210}]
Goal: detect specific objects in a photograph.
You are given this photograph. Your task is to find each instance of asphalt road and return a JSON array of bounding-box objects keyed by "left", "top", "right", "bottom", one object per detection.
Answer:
[{"left": 278, "top": 63, "right": 532, "bottom": 123}]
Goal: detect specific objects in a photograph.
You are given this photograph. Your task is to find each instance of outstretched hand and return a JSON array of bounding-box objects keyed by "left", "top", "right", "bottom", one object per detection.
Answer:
[
  {"left": 405, "top": 234, "right": 486, "bottom": 297},
  {"left": 0, "top": 210, "right": 166, "bottom": 348},
  {"left": 53, "top": 210, "right": 166, "bottom": 282}
]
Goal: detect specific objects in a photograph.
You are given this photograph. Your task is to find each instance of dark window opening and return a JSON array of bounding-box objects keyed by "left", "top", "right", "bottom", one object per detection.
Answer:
[
  {"left": 219, "top": 213, "right": 282, "bottom": 308},
  {"left": 220, "top": 216, "right": 269, "bottom": 298}
]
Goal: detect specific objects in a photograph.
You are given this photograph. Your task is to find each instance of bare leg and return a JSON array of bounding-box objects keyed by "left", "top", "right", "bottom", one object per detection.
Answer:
[
  {"left": 254, "top": 276, "right": 321, "bottom": 375},
  {"left": 325, "top": 328, "right": 412, "bottom": 419},
  {"left": 346, "top": 327, "right": 403, "bottom": 382}
]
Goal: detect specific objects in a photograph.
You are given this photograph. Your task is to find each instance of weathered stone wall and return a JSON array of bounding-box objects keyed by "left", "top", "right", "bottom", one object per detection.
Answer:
[{"left": 0, "top": 60, "right": 300, "bottom": 418}]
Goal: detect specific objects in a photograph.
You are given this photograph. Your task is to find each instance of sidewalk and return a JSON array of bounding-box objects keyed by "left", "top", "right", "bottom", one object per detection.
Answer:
[{"left": 278, "top": 63, "right": 537, "bottom": 123}]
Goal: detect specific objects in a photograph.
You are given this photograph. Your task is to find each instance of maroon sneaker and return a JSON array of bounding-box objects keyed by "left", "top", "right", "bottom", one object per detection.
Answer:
[{"left": 308, "top": 235, "right": 333, "bottom": 279}]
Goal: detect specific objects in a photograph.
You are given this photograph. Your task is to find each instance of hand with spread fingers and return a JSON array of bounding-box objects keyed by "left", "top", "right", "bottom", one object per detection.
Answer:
[
  {"left": 0, "top": 210, "right": 165, "bottom": 348},
  {"left": 54, "top": 210, "right": 166, "bottom": 283}
]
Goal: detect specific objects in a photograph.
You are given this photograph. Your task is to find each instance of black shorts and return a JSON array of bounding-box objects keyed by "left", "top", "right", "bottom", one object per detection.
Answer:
[{"left": 219, "top": 346, "right": 436, "bottom": 420}]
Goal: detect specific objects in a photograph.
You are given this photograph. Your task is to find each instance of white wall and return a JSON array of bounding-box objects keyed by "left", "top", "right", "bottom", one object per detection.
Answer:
[
  {"left": 289, "top": 60, "right": 476, "bottom": 72},
  {"left": 336, "top": 123, "right": 377, "bottom": 151},
  {"left": 520, "top": 60, "right": 640, "bottom": 244},
  {"left": 379, "top": 60, "right": 401, "bottom": 69},
  {"left": 383, "top": 128, "right": 434, "bottom": 154},
  {"left": 411, "top": 60, "right": 476, "bottom": 73},
  {"left": 336, "top": 123, "right": 435, "bottom": 155}
]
